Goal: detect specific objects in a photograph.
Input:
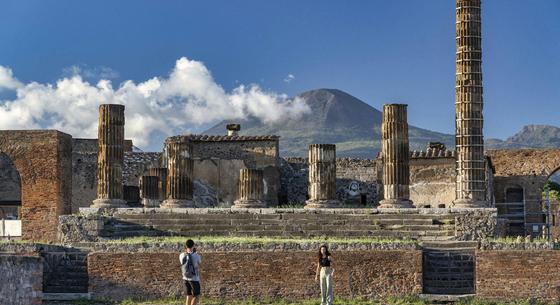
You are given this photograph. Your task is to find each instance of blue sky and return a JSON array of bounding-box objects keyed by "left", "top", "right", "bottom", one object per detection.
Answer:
[{"left": 0, "top": 0, "right": 559, "bottom": 144}]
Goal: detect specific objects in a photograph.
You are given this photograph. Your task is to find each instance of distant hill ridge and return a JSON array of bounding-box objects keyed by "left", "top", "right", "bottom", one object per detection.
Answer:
[{"left": 204, "top": 89, "right": 560, "bottom": 157}]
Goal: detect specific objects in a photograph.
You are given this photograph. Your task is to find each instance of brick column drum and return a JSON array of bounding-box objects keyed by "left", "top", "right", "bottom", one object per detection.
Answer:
[
  {"left": 148, "top": 167, "right": 168, "bottom": 201},
  {"left": 305, "top": 144, "right": 341, "bottom": 208},
  {"left": 140, "top": 175, "right": 160, "bottom": 208},
  {"left": 379, "top": 104, "right": 413, "bottom": 208},
  {"left": 233, "top": 169, "right": 266, "bottom": 208},
  {"left": 161, "top": 137, "right": 194, "bottom": 208},
  {"left": 454, "top": 0, "right": 487, "bottom": 207},
  {"left": 92, "top": 104, "right": 127, "bottom": 208}
]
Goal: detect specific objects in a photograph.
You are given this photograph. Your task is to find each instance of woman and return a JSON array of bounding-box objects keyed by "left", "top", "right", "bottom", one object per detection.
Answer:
[{"left": 315, "top": 244, "right": 334, "bottom": 305}]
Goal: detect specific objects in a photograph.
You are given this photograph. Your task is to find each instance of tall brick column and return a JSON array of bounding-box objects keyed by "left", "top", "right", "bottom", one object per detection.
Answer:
[
  {"left": 148, "top": 167, "right": 168, "bottom": 201},
  {"left": 140, "top": 175, "right": 160, "bottom": 207},
  {"left": 92, "top": 104, "right": 127, "bottom": 208},
  {"left": 305, "top": 144, "right": 341, "bottom": 208},
  {"left": 233, "top": 169, "right": 266, "bottom": 208},
  {"left": 379, "top": 104, "right": 413, "bottom": 208},
  {"left": 454, "top": 0, "right": 488, "bottom": 207},
  {"left": 161, "top": 137, "right": 194, "bottom": 208}
]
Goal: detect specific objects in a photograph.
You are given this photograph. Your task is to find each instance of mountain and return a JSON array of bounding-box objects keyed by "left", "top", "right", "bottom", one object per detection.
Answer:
[
  {"left": 486, "top": 125, "right": 560, "bottom": 149},
  {"left": 204, "top": 89, "right": 454, "bottom": 157}
]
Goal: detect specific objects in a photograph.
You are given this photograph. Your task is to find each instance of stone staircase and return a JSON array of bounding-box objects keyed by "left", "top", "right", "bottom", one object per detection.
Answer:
[
  {"left": 421, "top": 241, "right": 477, "bottom": 296},
  {"left": 42, "top": 249, "right": 89, "bottom": 294},
  {"left": 101, "top": 212, "right": 457, "bottom": 240}
]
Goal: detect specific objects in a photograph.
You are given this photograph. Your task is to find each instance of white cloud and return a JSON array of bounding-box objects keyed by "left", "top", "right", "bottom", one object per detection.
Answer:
[
  {"left": 0, "top": 57, "right": 309, "bottom": 149},
  {"left": 0, "top": 66, "right": 23, "bottom": 91},
  {"left": 284, "top": 74, "right": 295, "bottom": 83},
  {"left": 63, "top": 64, "right": 120, "bottom": 80}
]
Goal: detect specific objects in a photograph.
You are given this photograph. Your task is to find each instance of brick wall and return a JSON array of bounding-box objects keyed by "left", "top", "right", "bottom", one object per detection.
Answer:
[
  {"left": 0, "top": 130, "right": 72, "bottom": 241},
  {"left": 0, "top": 255, "right": 43, "bottom": 305},
  {"left": 88, "top": 250, "right": 421, "bottom": 301},
  {"left": 476, "top": 250, "right": 560, "bottom": 301}
]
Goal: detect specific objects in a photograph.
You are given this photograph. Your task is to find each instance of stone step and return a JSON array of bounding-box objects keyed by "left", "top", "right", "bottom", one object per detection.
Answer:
[
  {"left": 42, "top": 293, "right": 91, "bottom": 301},
  {"left": 108, "top": 228, "right": 454, "bottom": 239},
  {"left": 44, "top": 285, "right": 88, "bottom": 293},
  {"left": 114, "top": 213, "right": 456, "bottom": 221},
  {"left": 421, "top": 241, "right": 478, "bottom": 250}
]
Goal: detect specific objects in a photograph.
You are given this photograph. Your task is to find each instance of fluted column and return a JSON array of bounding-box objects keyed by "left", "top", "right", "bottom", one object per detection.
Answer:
[
  {"left": 454, "top": 0, "right": 487, "bottom": 207},
  {"left": 91, "top": 104, "right": 127, "bottom": 208},
  {"left": 161, "top": 137, "right": 194, "bottom": 208},
  {"left": 305, "top": 144, "right": 341, "bottom": 208},
  {"left": 379, "top": 104, "right": 413, "bottom": 208},
  {"left": 140, "top": 175, "right": 160, "bottom": 207},
  {"left": 233, "top": 169, "right": 266, "bottom": 208},
  {"left": 148, "top": 167, "right": 168, "bottom": 201}
]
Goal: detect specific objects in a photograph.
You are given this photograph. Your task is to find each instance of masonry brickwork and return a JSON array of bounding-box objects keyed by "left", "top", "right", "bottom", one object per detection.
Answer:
[
  {"left": 476, "top": 250, "right": 560, "bottom": 301},
  {"left": 0, "top": 255, "right": 43, "bottom": 305},
  {"left": 88, "top": 250, "right": 421, "bottom": 301},
  {"left": 0, "top": 130, "right": 72, "bottom": 241}
]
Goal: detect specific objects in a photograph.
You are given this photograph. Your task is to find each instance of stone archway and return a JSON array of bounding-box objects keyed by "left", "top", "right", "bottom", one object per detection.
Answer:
[
  {"left": 0, "top": 130, "right": 72, "bottom": 241},
  {"left": 0, "top": 152, "right": 21, "bottom": 217}
]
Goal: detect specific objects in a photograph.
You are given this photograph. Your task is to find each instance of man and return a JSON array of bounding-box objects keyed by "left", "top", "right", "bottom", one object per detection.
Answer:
[{"left": 179, "top": 239, "right": 202, "bottom": 305}]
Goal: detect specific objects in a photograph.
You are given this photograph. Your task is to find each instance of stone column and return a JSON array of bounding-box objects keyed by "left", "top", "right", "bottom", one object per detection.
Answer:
[
  {"left": 140, "top": 175, "right": 160, "bottom": 207},
  {"left": 148, "top": 167, "right": 168, "bottom": 201},
  {"left": 454, "top": 0, "right": 487, "bottom": 207},
  {"left": 233, "top": 169, "right": 266, "bottom": 208},
  {"left": 161, "top": 137, "right": 194, "bottom": 208},
  {"left": 305, "top": 144, "right": 341, "bottom": 208},
  {"left": 379, "top": 104, "right": 413, "bottom": 208},
  {"left": 91, "top": 104, "right": 127, "bottom": 208}
]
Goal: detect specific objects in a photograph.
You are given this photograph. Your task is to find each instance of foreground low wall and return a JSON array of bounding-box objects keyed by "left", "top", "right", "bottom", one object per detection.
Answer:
[
  {"left": 88, "top": 250, "right": 422, "bottom": 301},
  {"left": 0, "top": 254, "right": 43, "bottom": 305},
  {"left": 476, "top": 250, "right": 560, "bottom": 301}
]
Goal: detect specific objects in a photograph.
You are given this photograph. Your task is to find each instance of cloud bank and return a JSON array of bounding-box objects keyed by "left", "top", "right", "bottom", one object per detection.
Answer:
[{"left": 0, "top": 57, "right": 309, "bottom": 149}]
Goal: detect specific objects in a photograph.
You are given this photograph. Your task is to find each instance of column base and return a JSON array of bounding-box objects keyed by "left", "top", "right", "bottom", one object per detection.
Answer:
[
  {"left": 304, "top": 199, "right": 342, "bottom": 209},
  {"left": 160, "top": 199, "right": 195, "bottom": 208},
  {"left": 91, "top": 198, "right": 128, "bottom": 208},
  {"left": 232, "top": 199, "right": 266, "bottom": 208},
  {"left": 378, "top": 199, "right": 414, "bottom": 209},
  {"left": 142, "top": 198, "right": 161, "bottom": 208},
  {"left": 452, "top": 199, "right": 489, "bottom": 208}
]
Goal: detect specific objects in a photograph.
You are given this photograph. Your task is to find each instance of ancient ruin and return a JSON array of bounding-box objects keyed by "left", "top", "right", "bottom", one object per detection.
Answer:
[
  {"left": 454, "top": 0, "right": 487, "bottom": 207},
  {"left": 2, "top": 1, "right": 560, "bottom": 303},
  {"left": 304, "top": 144, "right": 341, "bottom": 208},
  {"left": 233, "top": 169, "right": 266, "bottom": 208},
  {"left": 147, "top": 167, "right": 168, "bottom": 202},
  {"left": 91, "top": 104, "right": 127, "bottom": 208},
  {"left": 160, "top": 137, "right": 194, "bottom": 208},
  {"left": 379, "top": 104, "right": 413, "bottom": 208},
  {"left": 139, "top": 175, "right": 159, "bottom": 207}
]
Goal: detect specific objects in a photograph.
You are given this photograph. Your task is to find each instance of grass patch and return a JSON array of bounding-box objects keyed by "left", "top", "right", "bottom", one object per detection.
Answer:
[
  {"left": 103, "top": 235, "right": 417, "bottom": 245},
  {"left": 487, "top": 237, "right": 551, "bottom": 244}
]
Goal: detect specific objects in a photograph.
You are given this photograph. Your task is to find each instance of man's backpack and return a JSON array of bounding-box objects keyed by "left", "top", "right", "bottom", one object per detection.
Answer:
[{"left": 181, "top": 253, "right": 197, "bottom": 279}]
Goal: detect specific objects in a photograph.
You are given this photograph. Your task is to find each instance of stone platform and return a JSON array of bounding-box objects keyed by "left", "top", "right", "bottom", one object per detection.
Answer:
[{"left": 59, "top": 208, "right": 497, "bottom": 243}]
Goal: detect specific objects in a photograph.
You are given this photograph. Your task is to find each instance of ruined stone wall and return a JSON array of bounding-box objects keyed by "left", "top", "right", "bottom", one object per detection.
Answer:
[
  {"left": 409, "top": 157, "right": 455, "bottom": 207},
  {"left": 476, "top": 250, "right": 560, "bottom": 301},
  {"left": 189, "top": 137, "right": 279, "bottom": 168},
  {"left": 0, "top": 255, "right": 43, "bottom": 305},
  {"left": 487, "top": 149, "right": 560, "bottom": 235},
  {"left": 280, "top": 157, "right": 379, "bottom": 205},
  {"left": 88, "top": 250, "right": 421, "bottom": 301},
  {"left": 0, "top": 130, "right": 72, "bottom": 241},
  {"left": 71, "top": 139, "right": 146, "bottom": 211}
]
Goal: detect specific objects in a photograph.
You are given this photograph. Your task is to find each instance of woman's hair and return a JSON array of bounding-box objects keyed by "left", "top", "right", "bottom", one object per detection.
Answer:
[{"left": 317, "top": 244, "right": 331, "bottom": 260}]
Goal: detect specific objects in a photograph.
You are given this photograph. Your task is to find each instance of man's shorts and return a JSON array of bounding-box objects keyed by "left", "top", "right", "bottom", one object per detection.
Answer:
[{"left": 184, "top": 280, "right": 201, "bottom": 296}]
